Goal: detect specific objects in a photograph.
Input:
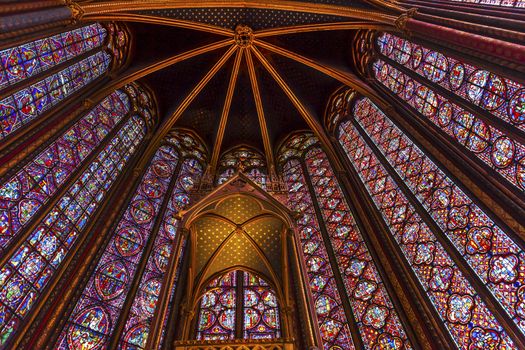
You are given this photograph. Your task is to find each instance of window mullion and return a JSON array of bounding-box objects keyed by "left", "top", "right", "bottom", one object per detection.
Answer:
[
  {"left": 348, "top": 114, "right": 525, "bottom": 347},
  {"left": 298, "top": 159, "right": 365, "bottom": 350}
]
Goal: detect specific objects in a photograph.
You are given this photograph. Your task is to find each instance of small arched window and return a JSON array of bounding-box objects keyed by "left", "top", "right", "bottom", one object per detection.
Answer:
[{"left": 196, "top": 270, "right": 281, "bottom": 341}]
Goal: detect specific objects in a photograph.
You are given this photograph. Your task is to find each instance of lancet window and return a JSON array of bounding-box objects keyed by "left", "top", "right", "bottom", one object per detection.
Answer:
[
  {"left": 0, "top": 83, "right": 152, "bottom": 347},
  {"left": 0, "top": 23, "right": 126, "bottom": 142},
  {"left": 196, "top": 270, "right": 281, "bottom": 341},
  {"left": 280, "top": 133, "right": 411, "bottom": 349},
  {"left": 373, "top": 32, "right": 525, "bottom": 192},
  {"left": 216, "top": 147, "right": 268, "bottom": 189},
  {"left": 335, "top": 94, "right": 524, "bottom": 348},
  {"left": 55, "top": 130, "right": 206, "bottom": 349}
]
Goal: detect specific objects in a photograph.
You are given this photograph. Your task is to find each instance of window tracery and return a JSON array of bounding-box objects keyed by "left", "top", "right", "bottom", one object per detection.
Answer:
[
  {"left": 55, "top": 130, "right": 205, "bottom": 349},
  {"left": 377, "top": 33, "right": 525, "bottom": 131},
  {"left": 280, "top": 133, "right": 411, "bottom": 349},
  {"left": 0, "top": 24, "right": 106, "bottom": 91},
  {"left": 0, "top": 23, "right": 119, "bottom": 142},
  {"left": 335, "top": 95, "right": 525, "bottom": 348},
  {"left": 337, "top": 96, "right": 518, "bottom": 348},
  {"left": 0, "top": 90, "right": 130, "bottom": 250},
  {"left": 119, "top": 157, "right": 204, "bottom": 349},
  {"left": 196, "top": 270, "right": 281, "bottom": 341},
  {"left": 374, "top": 33, "right": 525, "bottom": 192},
  {"left": 0, "top": 85, "right": 151, "bottom": 347},
  {"left": 216, "top": 147, "right": 267, "bottom": 189}
]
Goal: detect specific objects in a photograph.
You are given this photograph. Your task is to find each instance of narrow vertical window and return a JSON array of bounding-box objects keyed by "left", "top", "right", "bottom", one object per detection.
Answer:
[
  {"left": 217, "top": 147, "right": 268, "bottom": 189},
  {"left": 0, "top": 84, "right": 151, "bottom": 346},
  {"left": 337, "top": 95, "right": 525, "bottom": 346}
]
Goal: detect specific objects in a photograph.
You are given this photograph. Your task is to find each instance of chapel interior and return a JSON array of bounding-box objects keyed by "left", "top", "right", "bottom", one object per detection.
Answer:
[{"left": 0, "top": 1, "right": 525, "bottom": 349}]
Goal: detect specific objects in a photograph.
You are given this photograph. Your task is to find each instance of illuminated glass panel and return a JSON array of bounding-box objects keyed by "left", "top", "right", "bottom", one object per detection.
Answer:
[
  {"left": 352, "top": 97, "right": 525, "bottom": 335},
  {"left": 304, "top": 147, "right": 410, "bottom": 349},
  {"left": 0, "top": 90, "right": 130, "bottom": 251},
  {"left": 338, "top": 103, "right": 515, "bottom": 348},
  {"left": 0, "top": 113, "right": 146, "bottom": 347},
  {"left": 373, "top": 59, "right": 525, "bottom": 191},
  {"left": 243, "top": 272, "right": 281, "bottom": 340},
  {"left": 196, "top": 270, "right": 281, "bottom": 341},
  {"left": 0, "top": 51, "right": 111, "bottom": 140},
  {"left": 283, "top": 159, "right": 355, "bottom": 350},
  {"left": 0, "top": 24, "right": 107, "bottom": 91},
  {"left": 55, "top": 145, "right": 179, "bottom": 349},
  {"left": 196, "top": 271, "right": 237, "bottom": 341},
  {"left": 119, "top": 158, "right": 203, "bottom": 349},
  {"left": 445, "top": 0, "right": 524, "bottom": 7},
  {"left": 217, "top": 147, "right": 267, "bottom": 188},
  {"left": 377, "top": 33, "right": 525, "bottom": 132},
  {"left": 166, "top": 131, "right": 207, "bottom": 164}
]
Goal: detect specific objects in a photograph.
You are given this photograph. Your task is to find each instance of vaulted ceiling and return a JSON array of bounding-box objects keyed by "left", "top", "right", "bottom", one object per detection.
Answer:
[{"left": 83, "top": 0, "right": 401, "bottom": 170}]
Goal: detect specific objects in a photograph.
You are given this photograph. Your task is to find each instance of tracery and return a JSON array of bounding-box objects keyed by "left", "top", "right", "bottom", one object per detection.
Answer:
[
  {"left": 0, "top": 23, "right": 123, "bottom": 142},
  {"left": 56, "top": 131, "right": 206, "bottom": 349},
  {"left": 337, "top": 95, "right": 516, "bottom": 348},
  {"left": 373, "top": 33, "right": 525, "bottom": 192},
  {"left": 1, "top": 3, "right": 524, "bottom": 349},
  {"left": 280, "top": 134, "right": 411, "bottom": 349},
  {"left": 0, "top": 83, "right": 151, "bottom": 346},
  {"left": 196, "top": 270, "right": 282, "bottom": 341},
  {"left": 216, "top": 146, "right": 268, "bottom": 189}
]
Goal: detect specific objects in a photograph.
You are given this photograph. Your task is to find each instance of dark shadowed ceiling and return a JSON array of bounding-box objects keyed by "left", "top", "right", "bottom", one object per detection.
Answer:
[{"left": 114, "top": 4, "right": 370, "bottom": 168}]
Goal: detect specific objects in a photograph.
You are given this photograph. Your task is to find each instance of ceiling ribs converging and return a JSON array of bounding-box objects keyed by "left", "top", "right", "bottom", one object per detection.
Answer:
[{"left": 83, "top": 3, "right": 398, "bottom": 173}]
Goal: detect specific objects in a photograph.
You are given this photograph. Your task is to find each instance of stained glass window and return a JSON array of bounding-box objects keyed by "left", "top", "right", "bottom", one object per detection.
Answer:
[
  {"left": 337, "top": 97, "right": 516, "bottom": 348},
  {"left": 197, "top": 271, "right": 237, "bottom": 341},
  {"left": 0, "top": 86, "right": 150, "bottom": 347},
  {"left": 157, "top": 239, "right": 187, "bottom": 349},
  {"left": 196, "top": 270, "right": 281, "bottom": 341},
  {"left": 442, "top": 0, "right": 525, "bottom": 7},
  {"left": 243, "top": 272, "right": 281, "bottom": 340},
  {"left": 0, "top": 24, "right": 107, "bottom": 91},
  {"left": 377, "top": 33, "right": 525, "bottom": 131},
  {"left": 373, "top": 59, "right": 525, "bottom": 192},
  {"left": 283, "top": 158, "right": 355, "bottom": 350},
  {"left": 305, "top": 147, "right": 410, "bottom": 348},
  {"left": 217, "top": 147, "right": 267, "bottom": 188},
  {"left": 0, "top": 90, "right": 130, "bottom": 251},
  {"left": 56, "top": 130, "right": 206, "bottom": 349},
  {"left": 374, "top": 34, "right": 525, "bottom": 192},
  {"left": 0, "top": 23, "right": 115, "bottom": 142},
  {"left": 118, "top": 157, "right": 204, "bottom": 349},
  {"left": 0, "top": 51, "right": 111, "bottom": 141},
  {"left": 280, "top": 134, "right": 411, "bottom": 349},
  {"left": 340, "top": 96, "right": 525, "bottom": 342},
  {"left": 55, "top": 145, "right": 179, "bottom": 349}
]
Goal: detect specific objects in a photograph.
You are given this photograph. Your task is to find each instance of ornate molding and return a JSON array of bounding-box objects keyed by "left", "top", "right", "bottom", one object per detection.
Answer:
[
  {"left": 65, "top": 0, "right": 85, "bottom": 22},
  {"left": 174, "top": 338, "right": 295, "bottom": 350},
  {"left": 235, "top": 24, "right": 254, "bottom": 48},
  {"left": 394, "top": 8, "right": 417, "bottom": 37}
]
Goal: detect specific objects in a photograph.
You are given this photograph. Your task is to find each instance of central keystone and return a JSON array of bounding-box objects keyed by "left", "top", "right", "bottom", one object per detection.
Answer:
[{"left": 234, "top": 25, "right": 254, "bottom": 47}]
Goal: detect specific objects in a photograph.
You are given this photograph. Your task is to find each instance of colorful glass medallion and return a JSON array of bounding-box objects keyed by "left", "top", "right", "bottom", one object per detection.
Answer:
[
  {"left": 508, "top": 90, "right": 525, "bottom": 125},
  {"left": 94, "top": 260, "right": 129, "bottom": 300},
  {"left": 67, "top": 307, "right": 110, "bottom": 349},
  {"left": 122, "top": 323, "right": 148, "bottom": 348},
  {"left": 115, "top": 227, "right": 143, "bottom": 257},
  {"left": 130, "top": 200, "right": 155, "bottom": 224}
]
